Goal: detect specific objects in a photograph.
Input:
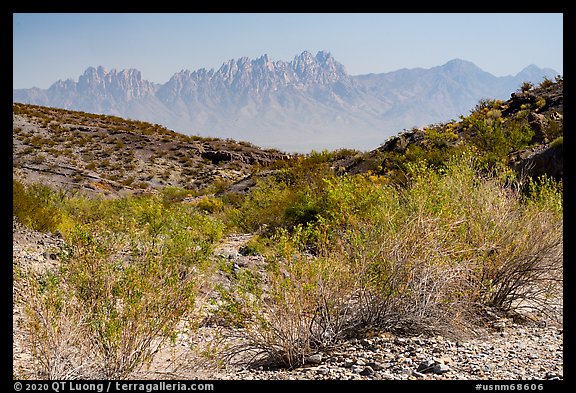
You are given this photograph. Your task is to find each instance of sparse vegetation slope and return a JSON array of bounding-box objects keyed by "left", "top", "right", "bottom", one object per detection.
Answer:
[{"left": 13, "top": 79, "right": 563, "bottom": 378}]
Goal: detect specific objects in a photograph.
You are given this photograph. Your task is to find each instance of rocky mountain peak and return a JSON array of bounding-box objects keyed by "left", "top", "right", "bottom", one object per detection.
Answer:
[
  {"left": 515, "top": 64, "right": 558, "bottom": 82},
  {"left": 74, "top": 66, "right": 156, "bottom": 101},
  {"left": 294, "top": 50, "right": 314, "bottom": 63},
  {"left": 315, "top": 50, "right": 334, "bottom": 63},
  {"left": 289, "top": 50, "right": 348, "bottom": 84},
  {"left": 176, "top": 51, "right": 351, "bottom": 94},
  {"left": 440, "top": 58, "right": 484, "bottom": 75},
  {"left": 256, "top": 54, "right": 275, "bottom": 71}
]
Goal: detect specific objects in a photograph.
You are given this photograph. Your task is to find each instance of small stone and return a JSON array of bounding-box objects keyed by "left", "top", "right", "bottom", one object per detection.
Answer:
[
  {"left": 343, "top": 358, "right": 354, "bottom": 368},
  {"left": 493, "top": 320, "right": 506, "bottom": 331},
  {"left": 351, "top": 365, "right": 363, "bottom": 374},
  {"left": 316, "top": 367, "right": 330, "bottom": 375},
  {"left": 417, "top": 360, "right": 435, "bottom": 373},
  {"left": 43, "top": 251, "right": 57, "bottom": 260},
  {"left": 360, "top": 366, "right": 374, "bottom": 376},
  {"left": 380, "top": 361, "right": 393, "bottom": 369},
  {"left": 306, "top": 353, "right": 322, "bottom": 364},
  {"left": 355, "top": 358, "right": 366, "bottom": 366},
  {"left": 433, "top": 363, "right": 450, "bottom": 374}
]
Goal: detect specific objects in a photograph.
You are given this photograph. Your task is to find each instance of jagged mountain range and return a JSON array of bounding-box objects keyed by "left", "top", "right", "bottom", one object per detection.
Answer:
[{"left": 13, "top": 51, "right": 558, "bottom": 152}]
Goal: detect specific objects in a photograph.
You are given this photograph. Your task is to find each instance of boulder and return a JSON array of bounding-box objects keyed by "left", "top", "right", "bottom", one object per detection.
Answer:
[{"left": 508, "top": 142, "right": 563, "bottom": 181}]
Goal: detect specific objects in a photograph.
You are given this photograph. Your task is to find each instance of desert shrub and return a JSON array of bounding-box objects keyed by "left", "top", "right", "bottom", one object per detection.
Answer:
[
  {"left": 423, "top": 126, "right": 459, "bottom": 149},
  {"left": 399, "top": 156, "right": 562, "bottom": 316},
  {"left": 522, "top": 174, "right": 563, "bottom": 216},
  {"left": 235, "top": 177, "right": 296, "bottom": 232},
  {"left": 13, "top": 179, "right": 62, "bottom": 233},
  {"left": 204, "top": 178, "right": 233, "bottom": 195},
  {"left": 20, "top": 146, "right": 35, "bottom": 155},
  {"left": 223, "top": 231, "right": 356, "bottom": 367},
  {"left": 539, "top": 77, "right": 554, "bottom": 89},
  {"left": 403, "top": 143, "right": 466, "bottom": 173},
  {"left": 17, "top": 268, "right": 95, "bottom": 379},
  {"left": 60, "top": 226, "right": 204, "bottom": 378},
  {"left": 283, "top": 189, "right": 325, "bottom": 228},
  {"left": 219, "top": 191, "right": 245, "bottom": 209},
  {"left": 31, "top": 154, "right": 47, "bottom": 164},
  {"left": 520, "top": 81, "right": 533, "bottom": 92},
  {"left": 473, "top": 98, "right": 503, "bottom": 112},
  {"left": 195, "top": 195, "right": 224, "bottom": 214},
  {"left": 241, "top": 234, "right": 269, "bottom": 256},
  {"left": 544, "top": 117, "right": 563, "bottom": 142},
  {"left": 158, "top": 186, "right": 195, "bottom": 204},
  {"left": 236, "top": 156, "right": 337, "bottom": 234},
  {"left": 224, "top": 152, "right": 563, "bottom": 367},
  {"left": 16, "top": 192, "right": 225, "bottom": 379},
  {"left": 462, "top": 112, "right": 534, "bottom": 168},
  {"left": 120, "top": 177, "right": 134, "bottom": 187},
  {"left": 471, "top": 203, "right": 562, "bottom": 314},
  {"left": 134, "top": 181, "right": 149, "bottom": 189}
]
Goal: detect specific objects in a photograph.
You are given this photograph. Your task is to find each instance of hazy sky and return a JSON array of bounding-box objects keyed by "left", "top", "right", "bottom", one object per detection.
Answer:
[{"left": 13, "top": 13, "right": 563, "bottom": 89}]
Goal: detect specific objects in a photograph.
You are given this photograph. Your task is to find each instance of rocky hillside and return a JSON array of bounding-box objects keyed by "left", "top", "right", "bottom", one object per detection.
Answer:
[
  {"left": 340, "top": 77, "right": 563, "bottom": 182},
  {"left": 12, "top": 103, "right": 288, "bottom": 197}
]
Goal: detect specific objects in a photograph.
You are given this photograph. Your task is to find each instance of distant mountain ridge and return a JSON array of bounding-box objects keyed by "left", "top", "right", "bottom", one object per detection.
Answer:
[{"left": 13, "top": 51, "right": 558, "bottom": 152}]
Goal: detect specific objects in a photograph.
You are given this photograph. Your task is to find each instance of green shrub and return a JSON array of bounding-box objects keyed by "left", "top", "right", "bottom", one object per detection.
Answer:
[
  {"left": 520, "top": 81, "right": 533, "bottom": 92},
  {"left": 235, "top": 177, "right": 296, "bottom": 232},
  {"left": 20, "top": 222, "right": 205, "bottom": 378},
  {"left": 13, "top": 180, "right": 62, "bottom": 232},
  {"left": 15, "top": 189, "right": 226, "bottom": 378},
  {"left": 540, "top": 77, "right": 554, "bottom": 89},
  {"left": 195, "top": 195, "right": 224, "bottom": 213},
  {"left": 223, "top": 152, "right": 563, "bottom": 368},
  {"left": 462, "top": 112, "right": 534, "bottom": 168},
  {"left": 158, "top": 186, "right": 194, "bottom": 204},
  {"left": 522, "top": 175, "right": 563, "bottom": 216}
]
